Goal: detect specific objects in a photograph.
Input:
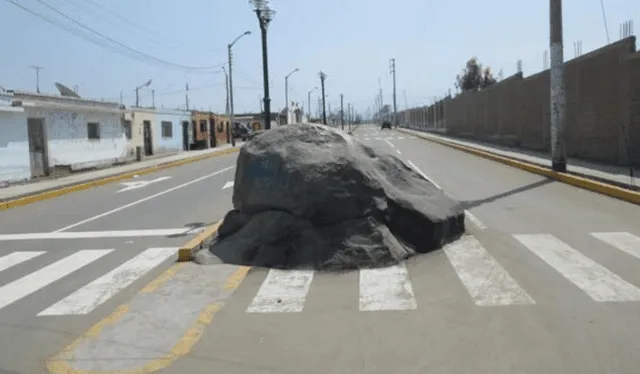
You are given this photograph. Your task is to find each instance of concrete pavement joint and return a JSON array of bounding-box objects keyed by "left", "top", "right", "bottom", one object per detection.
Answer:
[
  {"left": 45, "top": 220, "right": 251, "bottom": 374},
  {"left": 400, "top": 129, "right": 640, "bottom": 205},
  {"left": 1, "top": 147, "right": 240, "bottom": 212}
]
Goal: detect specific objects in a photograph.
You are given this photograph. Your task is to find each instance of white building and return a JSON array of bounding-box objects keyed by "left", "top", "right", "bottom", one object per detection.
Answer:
[
  {"left": 0, "top": 92, "right": 29, "bottom": 182},
  {"left": 6, "top": 91, "right": 126, "bottom": 179}
]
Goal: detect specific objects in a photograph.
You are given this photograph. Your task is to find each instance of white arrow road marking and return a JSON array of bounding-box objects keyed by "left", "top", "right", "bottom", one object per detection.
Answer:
[
  {"left": 222, "top": 181, "right": 234, "bottom": 190},
  {"left": 116, "top": 176, "right": 172, "bottom": 193}
]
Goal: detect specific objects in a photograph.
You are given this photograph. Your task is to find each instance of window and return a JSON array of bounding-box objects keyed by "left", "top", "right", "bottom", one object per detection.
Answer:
[
  {"left": 161, "top": 121, "right": 173, "bottom": 138},
  {"left": 88, "top": 122, "right": 100, "bottom": 139},
  {"left": 199, "top": 120, "right": 207, "bottom": 132},
  {"left": 122, "top": 120, "right": 132, "bottom": 139}
]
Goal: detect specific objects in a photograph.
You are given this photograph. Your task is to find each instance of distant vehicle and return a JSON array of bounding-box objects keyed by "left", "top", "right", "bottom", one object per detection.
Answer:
[
  {"left": 381, "top": 121, "right": 392, "bottom": 130},
  {"left": 233, "top": 122, "right": 253, "bottom": 141}
]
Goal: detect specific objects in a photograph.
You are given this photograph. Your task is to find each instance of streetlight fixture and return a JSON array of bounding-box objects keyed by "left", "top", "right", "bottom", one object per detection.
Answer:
[
  {"left": 228, "top": 30, "right": 251, "bottom": 147},
  {"left": 318, "top": 71, "right": 327, "bottom": 125},
  {"left": 284, "top": 68, "right": 299, "bottom": 123},
  {"left": 307, "top": 86, "right": 318, "bottom": 121},
  {"left": 249, "top": 0, "right": 275, "bottom": 130},
  {"left": 135, "top": 79, "right": 152, "bottom": 107}
]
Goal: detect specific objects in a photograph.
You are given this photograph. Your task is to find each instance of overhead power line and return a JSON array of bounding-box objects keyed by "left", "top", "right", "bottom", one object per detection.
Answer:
[{"left": 5, "top": 0, "right": 224, "bottom": 71}]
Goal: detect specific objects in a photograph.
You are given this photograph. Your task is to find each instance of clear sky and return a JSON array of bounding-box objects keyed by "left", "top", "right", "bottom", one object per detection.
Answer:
[{"left": 0, "top": 0, "right": 637, "bottom": 116}]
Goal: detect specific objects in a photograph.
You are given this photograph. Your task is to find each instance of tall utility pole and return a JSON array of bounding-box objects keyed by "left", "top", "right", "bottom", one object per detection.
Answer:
[
  {"left": 30, "top": 65, "right": 43, "bottom": 93},
  {"left": 185, "top": 83, "right": 190, "bottom": 111},
  {"left": 550, "top": 0, "right": 567, "bottom": 172},
  {"left": 151, "top": 90, "right": 155, "bottom": 108},
  {"left": 340, "top": 94, "right": 344, "bottom": 130},
  {"left": 389, "top": 58, "right": 397, "bottom": 128},
  {"left": 347, "top": 103, "right": 351, "bottom": 131},
  {"left": 285, "top": 68, "right": 299, "bottom": 123},
  {"left": 222, "top": 67, "right": 230, "bottom": 115},
  {"left": 319, "top": 71, "right": 327, "bottom": 125},
  {"left": 251, "top": 1, "right": 275, "bottom": 130},
  {"left": 228, "top": 31, "right": 250, "bottom": 147}
]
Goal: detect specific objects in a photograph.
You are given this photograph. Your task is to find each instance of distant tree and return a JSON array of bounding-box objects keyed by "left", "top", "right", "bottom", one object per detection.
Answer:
[{"left": 455, "top": 57, "right": 497, "bottom": 92}]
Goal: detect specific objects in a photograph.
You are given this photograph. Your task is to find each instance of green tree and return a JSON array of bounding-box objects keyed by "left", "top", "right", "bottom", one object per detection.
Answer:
[{"left": 455, "top": 57, "right": 497, "bottom": 92}]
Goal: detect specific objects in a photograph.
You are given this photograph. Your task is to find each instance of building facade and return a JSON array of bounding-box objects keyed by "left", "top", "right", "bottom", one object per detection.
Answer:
[
  {"left": 0, "top": 93, "right": 29, "bottom": 182},
  {"left": 10, "top": 91, "right": 126, "bottom": 178},
  {"left": 153, "top": 108, "right": 191, "bottom": 153}
]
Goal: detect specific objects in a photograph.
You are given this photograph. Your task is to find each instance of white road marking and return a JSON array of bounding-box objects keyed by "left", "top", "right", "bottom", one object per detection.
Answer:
[
  {"left": 397, "top": 137, "right": 405, "bottom": 140},
  {"left": 246, "top": 269, "right": 314, "bottom": 313},
  {"left": 406, "top": 160, "right": 442, "bottom": 188},
  {"left": 591, "top": 232, "right": 640, "bottom": 261},
  {"left": 464, "top": 211, "right": 487, "bottom": 230},
  {"left": 0, "top": 228, "right": 200, "bottom": 241},
  {"left": 359, "top": 263, "right": 417, "bottom": 311},
  {"left": 222, "top": 181, "right": 234, "bottom": 190},
  {"left": 373, "top": 137, "right": 382, "bottom": 140},
  {"left": 514, "top": 234, "right": 640, "bottom": 302},
  {"left": 395, "top": 149, "right": 402, "bottom": 155},
  {"left": 53, "top": 166, "right": 235, "bottom": 232},
  {"left": 444, "top": 236, "right": 534, "bottom": 306},
  {"left": 116, "top": 176, "right": 172, "bottom": 193},
  {"left": 384, "top": 139, "right": 395, "bottom": 148},
  {"left": 406, "top": 160, "right": 487, "bottom": 231},
  {"left": 39, "top": 247, "right": 177, "bottom": 315},
  {"left": 0, "top": 251, "right": 45, "bottom": 272},
  {"left": 0, "top": 249, "right": 112, "bottom": 311}
]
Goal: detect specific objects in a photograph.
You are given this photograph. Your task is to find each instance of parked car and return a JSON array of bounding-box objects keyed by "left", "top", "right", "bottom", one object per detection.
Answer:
[
  {"left": 381, "top": 121, "right": 392, "bottom": 130},
  {"left": 233, "top": 122, "right": 253, "bottom": 141}
]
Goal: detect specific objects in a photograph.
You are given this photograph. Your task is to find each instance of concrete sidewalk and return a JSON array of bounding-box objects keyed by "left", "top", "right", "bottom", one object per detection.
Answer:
[
  {"left": 399, "top": 128, "right": 640, "bottom": 190},
  {"left": 0, "top": 145, "right": 236, "bottom": 202}
]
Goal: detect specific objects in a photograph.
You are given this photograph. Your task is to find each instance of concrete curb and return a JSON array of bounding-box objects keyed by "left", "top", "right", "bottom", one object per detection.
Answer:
[
  {"left": 46, "top": 220, "right": 236, "bottom": 374},
  {"left": 400, "top": 129, "right": 640, "bottom": 205},
  {"left": 1, "top": 147, "right": 240, "bottom": 211},
  {"left": 177, "top": 221, "right": 221, "bottom": 262}
]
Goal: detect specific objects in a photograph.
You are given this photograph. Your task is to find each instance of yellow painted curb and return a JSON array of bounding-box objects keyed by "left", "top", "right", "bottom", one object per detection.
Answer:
[
  {"left": 177, "top": 222, "right": 222, "bottom": 262},
  {"left": 401, "top": 129, "right": 640, "bottom": 205},
  {"left": 45, "top": 220, "right": 252, "bottom": 374},
  {"left": 1, "top": 147, "right": 239, "bottom": 211}
]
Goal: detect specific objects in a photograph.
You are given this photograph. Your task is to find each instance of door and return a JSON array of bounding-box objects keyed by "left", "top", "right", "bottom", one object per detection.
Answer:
[
  {"left": 182, "top": 121, "right": 190, "bottom": 150},
  {"left": 143, "top": 120, "right": 153, "bottom": 155},
  {"left": 209, "top": 118, "right": 217, "bottom": 148},
  {"left": 27, "top": 118, "right": 49, "bottom": 178}
]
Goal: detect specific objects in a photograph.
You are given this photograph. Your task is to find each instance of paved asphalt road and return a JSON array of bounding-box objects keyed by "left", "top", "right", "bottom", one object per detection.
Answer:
[
  {"left": 0, "top": 151, "right": 238, "bottom": 374},
  {"left": 155, "top": 125, "right": 640, "bottom": 374},
  {"left": 4, "top": 125, "right": 640, "bottom": 373}
]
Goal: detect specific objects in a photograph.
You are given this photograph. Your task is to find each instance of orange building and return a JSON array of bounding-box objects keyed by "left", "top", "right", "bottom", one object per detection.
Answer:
[{"left": 190, "top": 111, "right": 232, "bottom": 149}]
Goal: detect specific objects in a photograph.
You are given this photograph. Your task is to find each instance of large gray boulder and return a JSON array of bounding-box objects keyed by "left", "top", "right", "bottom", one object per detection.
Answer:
[{"left": 199, "top": 124, "right": 465, "bottom": 270}]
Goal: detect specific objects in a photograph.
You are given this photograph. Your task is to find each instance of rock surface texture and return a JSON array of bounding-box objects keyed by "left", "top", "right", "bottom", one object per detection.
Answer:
[{"left": 198, "top": 124, "right": 465, "bottom": 270}]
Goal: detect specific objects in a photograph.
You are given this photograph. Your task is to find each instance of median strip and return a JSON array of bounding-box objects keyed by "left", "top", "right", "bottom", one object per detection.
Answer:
[
  {"left": 46, "top": 220, "right": 251, "bottom": 374},
  {"left": 1, "top": 147, "right": 239, "bottom": 211},
  {"left": 401, "top": 129, "right": 640, "bottom": 205}
]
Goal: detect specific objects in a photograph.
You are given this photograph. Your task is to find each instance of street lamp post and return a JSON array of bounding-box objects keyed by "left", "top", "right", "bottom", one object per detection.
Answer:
[
  {"left": 285, "top": 68, "right": 299, "bottom": 124},
  {"left": 318, "top": 71, "right": 327, "bottom": 125},
  {"left": 228, "top": 30, "right": 251, "bottom": 147},
  {"left": 307, "top": 87, "right": 318, "bottom": 121},
  {"left": 250, "top": 0, "right": 275, "bottom": 130},
  {"left": 135, "top": 79, "right": 152, "bottom": 107}
]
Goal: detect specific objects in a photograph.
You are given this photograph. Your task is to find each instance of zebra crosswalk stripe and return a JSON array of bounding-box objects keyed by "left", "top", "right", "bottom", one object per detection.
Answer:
[
  {"left": 443, "top": 236, "right": 535, "bottom": 306},
  {"left": 514, "top": 234, "right": 640, "bottom": 302},
  {"left": 0, "top": 249, "right": 113, "bottom": 311},
  {"left": 38, "top": 247, "right": 178, "bottom": 316},
  {"left": 0, "top": 251, "right": 45, "bottom": 272},
  {"left": 591, "top": 232, "right": 640, "bottom": 261},
  {"left": 246, "top": 269, "right": 314, "bottom": 313},
  {"left": 359, "top": 262, "right": 417, "bottom": 311}
]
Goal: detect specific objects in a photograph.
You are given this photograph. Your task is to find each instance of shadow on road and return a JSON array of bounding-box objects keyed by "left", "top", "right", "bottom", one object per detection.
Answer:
[
  {"left": 459, "top": 178, "right": 555, "bottom": 211},
  {"left": 165, "top": 221, "right": 218, "bottom": 238}
]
